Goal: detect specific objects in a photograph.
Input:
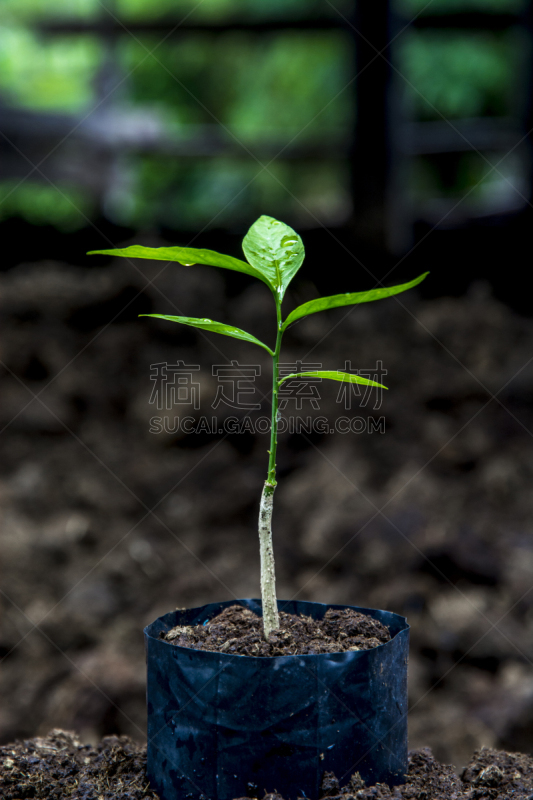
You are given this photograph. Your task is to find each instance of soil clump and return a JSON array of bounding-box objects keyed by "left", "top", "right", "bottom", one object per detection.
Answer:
[{"left": 162, "top": 604, "right": 391, "bottom": 656}]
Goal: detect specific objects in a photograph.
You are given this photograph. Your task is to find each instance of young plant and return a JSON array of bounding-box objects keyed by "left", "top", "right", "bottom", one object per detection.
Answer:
[{"left": 89, "top": 216, "right": 428, "bottom": 640}]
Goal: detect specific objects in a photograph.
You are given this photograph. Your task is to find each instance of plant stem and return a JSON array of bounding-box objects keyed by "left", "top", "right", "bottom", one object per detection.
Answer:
[
  {"left": 258, "top": 298, "right": 283, "bottom": 640},
  {"left": 258, "top": 482, "right": 277, "bottom": 639}
]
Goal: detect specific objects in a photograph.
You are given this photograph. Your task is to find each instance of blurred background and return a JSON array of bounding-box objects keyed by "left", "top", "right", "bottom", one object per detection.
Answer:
[{"left": 1, "top": 0, "right": 533, "bottom": 775}]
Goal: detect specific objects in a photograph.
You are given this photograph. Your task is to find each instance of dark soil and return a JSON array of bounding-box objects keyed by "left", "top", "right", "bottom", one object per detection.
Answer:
[
  {"left": 163, "top": 604, "right": 391, "bottom": 656},
  {"left": 2, "top": 730, "right": 533, "bottom": 800},
  {"left": 2, "top": 257, "right": 533, "bottom": 766}
]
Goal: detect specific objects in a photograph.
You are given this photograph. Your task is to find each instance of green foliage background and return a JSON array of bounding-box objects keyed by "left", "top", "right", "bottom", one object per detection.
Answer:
[{"left": 0, "top": 0, "right": 525, "bottom": 230}]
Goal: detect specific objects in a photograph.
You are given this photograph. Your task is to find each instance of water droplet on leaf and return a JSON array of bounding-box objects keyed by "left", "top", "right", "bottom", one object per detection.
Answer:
[{"left": 281, "top": 236, "right": 297, "bottom": 247}]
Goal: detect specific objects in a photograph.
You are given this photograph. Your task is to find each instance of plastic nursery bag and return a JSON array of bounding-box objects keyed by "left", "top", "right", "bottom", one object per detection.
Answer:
[{"left": 144, "top": 599, "right": 409, "bottom": 800}]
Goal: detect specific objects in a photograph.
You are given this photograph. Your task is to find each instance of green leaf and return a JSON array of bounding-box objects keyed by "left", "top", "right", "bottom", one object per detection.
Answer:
[
  {"left": 140, "top": 314, "right": 274, "bottom": 355},
  {"left": 278, "top": 371, "right": 388, "bottom": 390},
  {"left": 242, "top": 215, "right": 305, "bottom": 301},
  {"left": 282, "top": 272, "right": 429, "bottom": 331},
  {"left": 87, "top": 245, "right": 272, "bottom": 289}
]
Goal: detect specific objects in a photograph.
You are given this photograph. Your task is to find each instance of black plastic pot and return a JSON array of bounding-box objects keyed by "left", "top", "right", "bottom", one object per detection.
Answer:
[{"left": 144, "top": 599, "right": 409, "bottom": 800}]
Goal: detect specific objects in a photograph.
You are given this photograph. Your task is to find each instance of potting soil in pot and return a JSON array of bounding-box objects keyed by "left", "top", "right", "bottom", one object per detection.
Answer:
[{"left": 161, "top": 604, "right": 391, "bottom": 656}]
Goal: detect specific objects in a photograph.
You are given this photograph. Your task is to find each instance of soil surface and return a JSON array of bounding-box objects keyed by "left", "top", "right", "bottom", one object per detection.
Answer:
[
  {"left": 163, "top": 604, "right": 391, "bottom": 656},
  {"left": 1, "top": 730, "right": 533, "bottom": 800}
]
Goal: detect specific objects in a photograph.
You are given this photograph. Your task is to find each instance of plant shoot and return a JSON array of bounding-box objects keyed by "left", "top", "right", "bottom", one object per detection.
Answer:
[{"left": 89, "top": 216, "right": 428, "bottom": 640}]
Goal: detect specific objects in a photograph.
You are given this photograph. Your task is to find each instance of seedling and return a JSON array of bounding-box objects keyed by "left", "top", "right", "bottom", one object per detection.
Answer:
[{"left": 89, "top": 216, "right": 427, "bottom": 640}]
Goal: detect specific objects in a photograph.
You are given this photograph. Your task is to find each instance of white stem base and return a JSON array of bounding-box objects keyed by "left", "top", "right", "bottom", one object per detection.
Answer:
[{"left": 258, "top": 483, "right": 279, "bottom": 640}]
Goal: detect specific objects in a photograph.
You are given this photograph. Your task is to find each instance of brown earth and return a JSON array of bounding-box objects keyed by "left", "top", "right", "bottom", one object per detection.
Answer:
[
  {"left": 163, "top": 604, "right": 391, "bottom": 656},
  {"left": 1, "top": 730, "right": 533, "bottom": 800},
  {"left": 1, "top": 255, "right": 533, "bottom": 769}
]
